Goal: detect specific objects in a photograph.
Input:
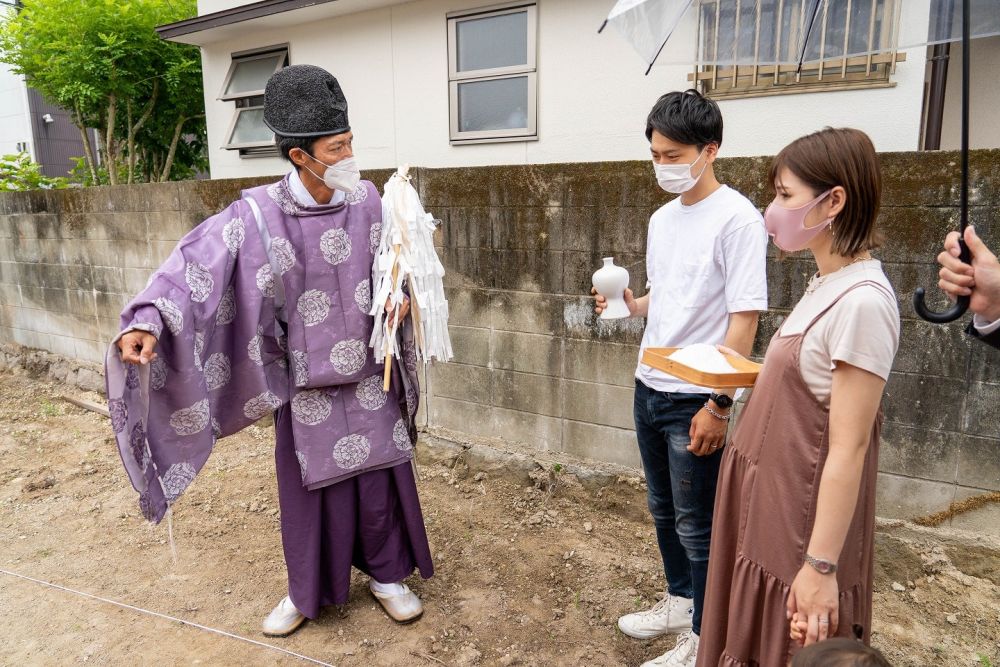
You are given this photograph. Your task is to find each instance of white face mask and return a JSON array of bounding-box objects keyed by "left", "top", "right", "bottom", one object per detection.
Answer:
[
  {"left": 304, "top": 154, "right": 360, "bottom": 193},
  {"left": 653, "top": 148, "right": 709, "bottom": 194}
]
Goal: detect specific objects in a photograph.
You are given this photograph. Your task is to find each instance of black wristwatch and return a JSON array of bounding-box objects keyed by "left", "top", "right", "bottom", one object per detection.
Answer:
[{"left": 709, "top": 392, "right": 734, "bottom": 410}]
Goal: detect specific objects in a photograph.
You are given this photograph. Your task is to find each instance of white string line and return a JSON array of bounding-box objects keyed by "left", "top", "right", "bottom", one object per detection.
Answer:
[{"left": 0, "top": 568, "right": 334, "bottom": 667}]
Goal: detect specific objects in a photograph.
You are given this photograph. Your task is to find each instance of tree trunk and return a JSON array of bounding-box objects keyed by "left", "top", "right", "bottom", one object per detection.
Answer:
[
  {"left": 160, "top": 114, "right": 193, "bottom": 182},
  {"left": 105, "top": 95, "right": 119, "bottom": 185},
  {"left": 73, "top": 105, "right": 97, "bottom": 184},
  {"left": 126, "top": 101, "right": 134, "bottom": 185},
  {"left": 127, "top": 80, "right": 158, "bottom": 184}
]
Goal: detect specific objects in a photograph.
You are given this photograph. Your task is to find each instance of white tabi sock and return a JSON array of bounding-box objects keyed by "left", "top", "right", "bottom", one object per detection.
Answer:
[{"left": 370, "top": 579, "right": 407, "bottom": 596}]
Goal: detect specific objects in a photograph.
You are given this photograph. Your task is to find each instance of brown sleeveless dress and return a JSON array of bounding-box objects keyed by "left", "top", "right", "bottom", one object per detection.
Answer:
[{"left": 696, "top": 282, "right": 889, "bottom": 667}]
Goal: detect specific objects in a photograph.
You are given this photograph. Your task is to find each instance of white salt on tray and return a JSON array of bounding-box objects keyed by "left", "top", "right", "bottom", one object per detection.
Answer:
[{"left": 668, "top": 344, "right": 737, "bottom": 374}]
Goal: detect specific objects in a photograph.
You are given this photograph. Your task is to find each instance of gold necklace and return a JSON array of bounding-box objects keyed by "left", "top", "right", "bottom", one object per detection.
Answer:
[{"left": 805, "top": 256, "right": 871, "bottom": 295}]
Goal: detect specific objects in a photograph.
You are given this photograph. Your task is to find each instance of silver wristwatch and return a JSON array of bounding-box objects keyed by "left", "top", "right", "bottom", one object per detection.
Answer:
[{"left": 805, "top": 554, "right": 837, "bottom": 575}]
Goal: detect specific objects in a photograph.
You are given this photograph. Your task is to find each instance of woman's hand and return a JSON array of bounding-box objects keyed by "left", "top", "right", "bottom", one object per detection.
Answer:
[
  {"left": 118, "top": 330, "right": 158, "bottom": 365},
  {"left": 385, "top": 295, "right": 410, "bottom": 328},
  {"left": 787, "top": 564, "right": 839, "bottom": 647},
  {"left": 591, "top": 286, "right": 638, "bottom": 317}
]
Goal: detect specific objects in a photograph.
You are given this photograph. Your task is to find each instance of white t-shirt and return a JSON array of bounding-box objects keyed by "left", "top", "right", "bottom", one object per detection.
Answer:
[
  {"left": 778, "top": 260, "right": 900, "bottom": 406},
  {"left": 636, "top": 185, "right": 769, "bottom": 393}
]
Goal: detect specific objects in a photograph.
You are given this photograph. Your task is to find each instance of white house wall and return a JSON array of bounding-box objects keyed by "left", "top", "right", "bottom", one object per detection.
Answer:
[
  {"left": 0, "top": 63, "right": 33, "bottom": 159},
  {"left": 940, "top": 36, "right": 1000, "bottom": 151},
  {"left": 196, "top": 0, "right": 931, "bottom": 178}
]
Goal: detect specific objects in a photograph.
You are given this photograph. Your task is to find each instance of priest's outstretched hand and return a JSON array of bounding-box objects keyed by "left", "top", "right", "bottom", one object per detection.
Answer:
[{"left": 118, "top": 330, "right": 158, "bottom": 365}]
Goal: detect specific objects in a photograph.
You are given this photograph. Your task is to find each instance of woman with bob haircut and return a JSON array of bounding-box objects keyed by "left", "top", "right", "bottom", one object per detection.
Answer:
[{"left": 696, "top": 128, "right": 900, "bottom": 666}]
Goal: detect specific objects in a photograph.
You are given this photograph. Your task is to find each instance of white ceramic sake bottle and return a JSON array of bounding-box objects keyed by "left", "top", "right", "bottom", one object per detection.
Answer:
[{"left": 592, "top": 257, "right": 631, "bottom": 319}]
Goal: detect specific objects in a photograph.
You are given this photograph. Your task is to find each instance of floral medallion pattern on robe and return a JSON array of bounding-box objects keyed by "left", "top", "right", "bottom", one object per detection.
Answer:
[
  {"left": 320, "top": 228, "right": 352, "bottom": 266},
  {"left": 203, "top": 353, "right": 231, "bottom": 391},
  {"left": 169, "top": 399, "right": 211, "bottom": 436},
  {"left": 150, "top": 357, "right": 168, "bottom": 391},
  {"left": 297, "top": 289, "right": 331, "bottom": 327},
  {"left": 162, "top": 462, "right": 197, "bottom": 503},
  {"left": 393, "top": 418, "right": 412, "bottom": 451},
  {"left": 346, "top": 183, "right": 368, "bottom": 205},
  {"left": 255, "top": 265, "right": 276, "bottom": 298},
  {"left": 153, "top": 298, "right": 184, "bottom": 336},
  {"left": 330, "top": 339, "right": 367, "bottom": 376},
  {"left": 216, "top": 287, "right": 237, "bottom": 326},
  {"left": 243, "top": 391, "right": 282, "bottom": 421},
  {"left": 247, "top": 326, "right": 264, "bottom": 366},
  {"left": 291, "top": 389, "right": 333, "bottom": 426},
  {"left": 292, "top": 350, "right": 309, "bottom": 386},
  {"left": 185, "top": 263, "right": 214, "bottom": 303},
  {"left": 354, "top": 280, "right": 372, "bottom": 313},
  {"left": 223, "top": 217, "right": 245, "bottom": 256},
  {"left": 270, "top": 237, "right": 296, "bottom": 274},
  {"left": 356, "top": 375, "right": 388, "bottom": 411},
  {"left": 333, "top": 434, "right": 371, "bottom": 469}
]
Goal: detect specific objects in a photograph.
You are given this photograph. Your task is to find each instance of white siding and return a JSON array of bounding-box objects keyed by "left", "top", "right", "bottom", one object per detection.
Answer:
[
  {"left": 0, "top": 63, "right": 33, "bottom": 159},
  {"left": 940, "top": 35, "right": 1000, "bottom": 151}
]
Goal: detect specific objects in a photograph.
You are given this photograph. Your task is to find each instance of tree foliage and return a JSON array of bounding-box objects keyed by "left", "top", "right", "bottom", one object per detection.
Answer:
[
  {"left": 0, "top": 0, "right": 206, "bottom": 185},
  {"left": 0, "top": 152, "right": 68, "bottom": 191}
]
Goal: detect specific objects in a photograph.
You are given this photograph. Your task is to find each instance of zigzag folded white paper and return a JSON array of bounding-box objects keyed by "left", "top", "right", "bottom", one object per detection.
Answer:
[{"left": 370, "top": 165, "right": 454, "bottom": 371}]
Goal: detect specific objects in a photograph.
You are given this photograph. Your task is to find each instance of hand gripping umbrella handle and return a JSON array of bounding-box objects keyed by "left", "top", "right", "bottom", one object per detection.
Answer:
[{"left": 913, "top": 238, "right": 971, "bottom": 324}]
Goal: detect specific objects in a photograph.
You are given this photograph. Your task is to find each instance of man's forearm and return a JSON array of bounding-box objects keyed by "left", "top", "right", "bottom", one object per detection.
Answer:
[{"left": 714, "top": 310, "right": 759, "bottom": 399}]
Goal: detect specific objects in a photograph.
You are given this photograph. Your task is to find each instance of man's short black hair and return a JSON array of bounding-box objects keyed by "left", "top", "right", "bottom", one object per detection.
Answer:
[
  {"left": 277, "top": 135, "right": 317, "bottom": 162},
  {"left": 645, "top": 89, "right": 723, "bottom": 149}
]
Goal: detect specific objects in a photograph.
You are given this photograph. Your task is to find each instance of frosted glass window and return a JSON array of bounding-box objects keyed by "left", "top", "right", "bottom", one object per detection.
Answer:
[
  {"left": 458, "top": 77, "right": 529, "bottom": 132},
  {"left": 227, "top": 108, "right": 273, "bottom": 146},
  {"left": 456, "top": 11, "right": 528, "bottom": 72}
]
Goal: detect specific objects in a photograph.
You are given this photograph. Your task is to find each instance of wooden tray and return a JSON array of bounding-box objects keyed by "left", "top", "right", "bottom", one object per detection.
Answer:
[{"left": 641, "top": 347, "right": 762, "bottom": 388}]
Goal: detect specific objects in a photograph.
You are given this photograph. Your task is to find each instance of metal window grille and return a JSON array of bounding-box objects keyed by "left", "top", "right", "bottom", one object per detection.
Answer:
[{"left": 690, "top": 0, "right": 905, "bottom": 99}]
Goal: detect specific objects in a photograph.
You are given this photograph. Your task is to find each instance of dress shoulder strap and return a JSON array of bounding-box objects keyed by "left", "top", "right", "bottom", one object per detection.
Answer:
[{"left": 803, "top": 279, "right": 894, "bottom": 333}]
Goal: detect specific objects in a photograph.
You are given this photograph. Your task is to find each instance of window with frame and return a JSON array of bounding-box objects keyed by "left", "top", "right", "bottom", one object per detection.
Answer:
[
  {"left": 220, "top": 46, "right": 288, "bottom": 156},
  {"left": 690, "top": 0, "right": 906, "bottom": 99},
  {"left": 447, "top": 3, "right": 537, "bottom": 144}
]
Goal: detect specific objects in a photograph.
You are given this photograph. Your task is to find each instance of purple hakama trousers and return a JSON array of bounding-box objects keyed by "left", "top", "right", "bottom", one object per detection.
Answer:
[{"left": 274, "top": 406, "right": 434, "bottom": 618}]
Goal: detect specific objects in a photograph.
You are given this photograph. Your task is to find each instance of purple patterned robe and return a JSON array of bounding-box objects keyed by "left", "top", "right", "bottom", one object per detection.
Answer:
[{"left": 106, "top": 177, "right": 419, "bottom": 523}]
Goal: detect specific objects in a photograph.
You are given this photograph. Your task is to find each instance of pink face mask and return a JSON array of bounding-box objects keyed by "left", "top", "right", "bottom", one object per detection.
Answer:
[{"left": 763, "top": 190, "right": 833, "bottom": 252}]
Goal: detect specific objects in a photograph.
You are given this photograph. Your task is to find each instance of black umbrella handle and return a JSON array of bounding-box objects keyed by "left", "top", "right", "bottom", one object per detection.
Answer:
[{"left": 913, "top": 237, "right": 971, "bottom": 323}]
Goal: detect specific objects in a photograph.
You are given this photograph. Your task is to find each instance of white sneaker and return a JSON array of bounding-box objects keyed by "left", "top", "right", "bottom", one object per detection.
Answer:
[
  {"left": 640, "top": 631, "right": 699, "bottom": 667},
  {"left": 617, "top": 594, "right": 694, "bottom": 639},
  {"left": 262, "top": 595, "right": 306, "bottom": 637},
  {"left": 369, "top": 580, "right": 424, "bottom": 623}
]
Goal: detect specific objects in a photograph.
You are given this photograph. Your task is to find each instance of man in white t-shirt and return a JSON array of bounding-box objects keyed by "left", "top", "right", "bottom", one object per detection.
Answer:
[{"left": 594, "top": 90, "right": 768, "bottom": 667}]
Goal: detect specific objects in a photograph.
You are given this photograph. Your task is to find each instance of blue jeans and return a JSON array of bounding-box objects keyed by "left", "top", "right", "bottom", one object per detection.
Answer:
[{"left": 634, "top": 379, "right": 723, "bottom": 637}]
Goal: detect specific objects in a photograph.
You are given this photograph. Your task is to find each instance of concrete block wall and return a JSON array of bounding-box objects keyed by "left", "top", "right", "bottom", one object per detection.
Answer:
[{"left": 1, "top": 152, "right": 998, "bottom": 522}]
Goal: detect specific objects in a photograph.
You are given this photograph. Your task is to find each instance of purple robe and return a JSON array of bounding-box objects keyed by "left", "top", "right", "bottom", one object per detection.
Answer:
[{"left": 106, "top": 177, "right": 421, "bottom": 523}]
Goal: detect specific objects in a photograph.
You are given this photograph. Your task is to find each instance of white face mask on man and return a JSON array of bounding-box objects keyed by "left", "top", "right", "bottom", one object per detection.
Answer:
[
  {"left": 303, "top": 153, "right": 361, "bottom": 193},
  {"left": 652, "top": 148, "right": 709, "bottom": 194}
]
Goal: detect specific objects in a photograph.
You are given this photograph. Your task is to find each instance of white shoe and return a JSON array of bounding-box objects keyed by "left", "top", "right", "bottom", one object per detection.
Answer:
[
  {"left": 369, "top": 580, "right": 424, "bottom": 623},
  {"left": 617, "top": 594, "right": 694, "bottom": 639},
  {"left": 262, "top": 595, "right": 307, "bottom": 637},
  {"left": 640, "top": 631, "right": 699, "bottom": 667}
]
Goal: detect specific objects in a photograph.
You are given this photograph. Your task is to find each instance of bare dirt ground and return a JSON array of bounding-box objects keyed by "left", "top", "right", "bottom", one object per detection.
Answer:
[{"left": 1, "top": 369, "right": 998, "bottom": 667}]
